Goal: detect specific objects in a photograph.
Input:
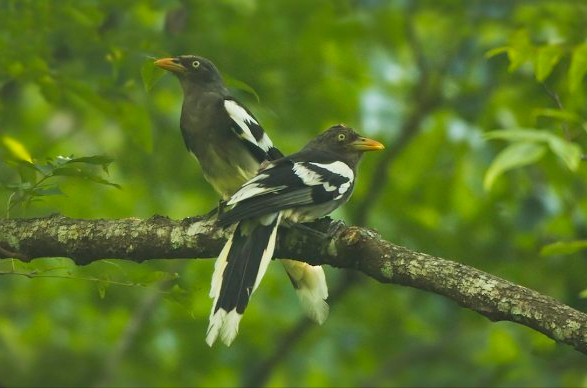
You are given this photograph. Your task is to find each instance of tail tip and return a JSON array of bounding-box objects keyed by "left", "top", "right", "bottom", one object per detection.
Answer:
[
  {"left": 206, "top": 309, "right": 226, "bottom": 347},
  {"left": 206, "top": 308, "right": 243, "bottom": 347},
  {"left": 220, "top": 310, "right": 243, "bottom": 346}
]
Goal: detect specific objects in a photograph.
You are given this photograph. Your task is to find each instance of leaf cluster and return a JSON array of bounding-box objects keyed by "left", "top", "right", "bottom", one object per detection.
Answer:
[{"left": 1, "top": 136, "right": 118, "bottom": 215}]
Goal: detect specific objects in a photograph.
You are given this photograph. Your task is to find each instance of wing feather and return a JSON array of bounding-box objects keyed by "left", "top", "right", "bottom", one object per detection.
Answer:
[
  {"left": 223, "top": 99, "right": 282, "bottom": 162},
  {"left": 218, "top": 158, "right": 354, "bottom": 226}
]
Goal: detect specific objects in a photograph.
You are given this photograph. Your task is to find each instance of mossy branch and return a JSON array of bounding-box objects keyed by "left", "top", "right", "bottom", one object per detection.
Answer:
[{"left": 1, "top": 214, "right": 586, "bottom": 355}]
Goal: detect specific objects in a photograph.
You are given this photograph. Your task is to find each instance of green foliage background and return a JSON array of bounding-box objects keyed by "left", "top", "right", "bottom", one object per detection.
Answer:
[{"left": 1, "top": 0, "right": 587, "bottom": 386}]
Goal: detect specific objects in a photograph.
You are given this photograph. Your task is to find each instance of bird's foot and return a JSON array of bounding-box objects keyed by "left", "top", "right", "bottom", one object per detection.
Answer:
[
  {"left": 325, "top": 219, "right": 346, "bottom": 238},
  {"left": 203, "top": 199, "right": 228, "bottom": 220},
  {"left": 286, "top": 221, "right": 328, "bottom": 240},
  {"left": 217, "top": 199, "right": 228, "bottom": 217}
]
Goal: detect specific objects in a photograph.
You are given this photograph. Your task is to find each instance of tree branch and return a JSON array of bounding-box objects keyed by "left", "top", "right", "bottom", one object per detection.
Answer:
[{"left": 1, "top": 214, "right": 586, "bottom": 355}]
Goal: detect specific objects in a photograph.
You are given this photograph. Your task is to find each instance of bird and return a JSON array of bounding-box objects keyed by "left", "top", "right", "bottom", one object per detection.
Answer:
[
  {"left": 154, "top": 55, "right": 331, "bottom": 326},
  {"left": 207, "top": 124, "right": 384, "bottom": 346}
]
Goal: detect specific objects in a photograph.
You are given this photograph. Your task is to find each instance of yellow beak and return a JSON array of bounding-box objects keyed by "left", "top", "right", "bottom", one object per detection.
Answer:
[
  {"left": 349, "top": 136, "right": 385, "bottom": 151},
  {"left": 154, "top": 57, "right": 187, "bottom": 73}
]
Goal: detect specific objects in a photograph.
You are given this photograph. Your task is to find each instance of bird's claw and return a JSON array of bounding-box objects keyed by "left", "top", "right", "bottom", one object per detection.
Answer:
[
  {"left": 203, "top": 199, "right": 228, "bottom": 220},
  {"left": 326, "top": 219, "right": 345, "bottom": 238},
  {"left": 287, "top": 221, "right": 328, "bottom": 240}
]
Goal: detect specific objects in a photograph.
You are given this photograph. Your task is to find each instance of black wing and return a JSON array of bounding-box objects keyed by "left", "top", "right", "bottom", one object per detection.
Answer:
[
  {"left": 217, "top": 157, "right": 354, "bottom": 226},
  {"left": 223, "top": 98, "right": 283, "bottom": 163}
]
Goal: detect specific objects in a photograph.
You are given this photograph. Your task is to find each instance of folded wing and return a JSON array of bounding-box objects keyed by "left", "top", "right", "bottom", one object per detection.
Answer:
[{"left": 218, "top": 158, "right": 355, "bottom": 226}]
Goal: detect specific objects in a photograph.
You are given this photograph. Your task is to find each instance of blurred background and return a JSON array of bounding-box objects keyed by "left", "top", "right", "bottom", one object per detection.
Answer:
[{"left": 1, "top": 0, "right": 587, "bottom": 386}]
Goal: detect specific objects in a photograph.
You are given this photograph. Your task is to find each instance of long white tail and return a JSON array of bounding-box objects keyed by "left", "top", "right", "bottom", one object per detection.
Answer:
[
  {"left": 282, "top": 260, "right": 329, "bottom": 325},
  {"left": 206, "top": 213, "right": 282, "bottom": 346}
]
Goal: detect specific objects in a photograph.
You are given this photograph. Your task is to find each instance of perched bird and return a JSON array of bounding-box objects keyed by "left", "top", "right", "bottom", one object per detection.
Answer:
[
  {"left": 207, "top": 124, "right": 384, "bottom": 346},
  {"left": 154, "top": 55, "right": 330, "bottom": 325}
]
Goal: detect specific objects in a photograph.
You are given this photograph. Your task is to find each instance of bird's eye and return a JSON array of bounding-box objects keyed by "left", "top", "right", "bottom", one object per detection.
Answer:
[
  {"left": 337, "top": 133, "right": 346, "bottom": 142},
  {"left": 192, "top": 60, "right": 200, "bottom": 69}
]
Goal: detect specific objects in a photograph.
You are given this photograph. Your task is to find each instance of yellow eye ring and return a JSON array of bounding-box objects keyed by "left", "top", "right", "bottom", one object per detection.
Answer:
[
  {"left": 337, "top": 133, "right": 346, "bottom": 141},
  {"left": 192, "top": 60, "right": 200, "bottom": 69}
]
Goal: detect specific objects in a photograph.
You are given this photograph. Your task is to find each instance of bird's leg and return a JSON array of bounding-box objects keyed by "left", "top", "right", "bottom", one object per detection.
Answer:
[
  {"left": 284, "top": 221, "right": 328, "bottom": 240},
  {"left": 216, "top": 199, "right": 228, "bottom": 217},
  {"left": 325, "top": 219, "right": 346, "bottom": 238},
  {"left": 203, "top": 199, "right": 228, "bottom": 220}
]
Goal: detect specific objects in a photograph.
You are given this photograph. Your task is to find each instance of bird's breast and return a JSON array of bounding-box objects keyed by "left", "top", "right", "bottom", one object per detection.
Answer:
[
  {"left": 192, "top": 140, "right": 261, "bottom": 199},
  {"left": 181, "top": 95, "right": 261, "bottom": 198}
]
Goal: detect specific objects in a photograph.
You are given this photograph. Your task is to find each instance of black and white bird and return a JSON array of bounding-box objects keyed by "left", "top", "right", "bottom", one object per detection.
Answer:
[
  {"left": 155, "top": 55, "right": 331, "bottom": 326},
  {"left": 207, "top": 124, "right": 384, "bottom": 346}
]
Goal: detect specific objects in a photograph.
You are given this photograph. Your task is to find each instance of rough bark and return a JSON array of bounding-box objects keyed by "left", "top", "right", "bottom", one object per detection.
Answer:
[{"left": 1, "top": 214, "right": 586, "bottom": 355}]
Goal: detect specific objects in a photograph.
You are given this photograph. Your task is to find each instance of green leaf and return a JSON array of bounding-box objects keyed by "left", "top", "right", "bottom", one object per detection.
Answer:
[
  {"left": 87, "top": 176, "right": 121, "bottom": 189},
  {"left": 35, "top": 185, "right": 64, "bottom": 197},
  {"left": 51, "top": 167, "right": 86, "bottom": 177},
  {"left": 484, "top": 142, "right": 547, "bottom": 191},
  {"left": 52, "top": 167, "right": 121, "bottom": 189},
  {"left": 532, "top": 108, "right": 583, "bottom": 124},
  {"left": 69, "top": 155, "right": 114, "bottom": 165},
  {"left": 547, "top": 136, "right": 582, "bottom": 171},
  {"left": 485, "top": 129, "right": 582, "bottom": 171},
  {"left": 141, "top": 59, "right": 165, "bottom": 92},
  {"left": 224, "top": 74, "right": 261, "bottom": 102},
  {"left": 484, "top": 129, "right": 553, "bottom": 143},
  {"left": 53, "top": 155, "right": 73, "bottom": 166},
  {"left": 569, "top": 44, "right": 587, "bottom": 93},
  {"left": 32, "top": 161, "right": 56, "bottom": 176},
  {"left": 507, "top": 30, "right": 534, "bottom": 72},
  {"left": 69, "top": 155, "right": 114, "bottom": 173},
  {"left": 484, "top": 46, "right": 509, "bottom": 59},
  {"left": 534, "top": 45, "right": 563, "bottom": 82},
  {"left": 16, "top": 162, "right": 38, "bottom": 186},
  {"left": 541, "top": 240, "right": 587, "bottom": 256}
]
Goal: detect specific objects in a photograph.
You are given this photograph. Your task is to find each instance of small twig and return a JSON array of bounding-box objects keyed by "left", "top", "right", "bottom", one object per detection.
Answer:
[
  {"left": 541, "top": 83, "right": 571, "bottom": 141},
  {"left": 5, "top": 192, "right": 16, "bottom": 219},
  {"left": 0, "top": 269, "right": 175, "bottom": 292}
]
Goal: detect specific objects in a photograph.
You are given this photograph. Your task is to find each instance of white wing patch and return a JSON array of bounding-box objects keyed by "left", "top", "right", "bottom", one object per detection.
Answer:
[
  {"left": 309, "top": 161, "right": 354, "bottom": 180},
  {"left": 258, "top": 133, "right": 275, "bottom": 152},
  {"left": 337, "top": 181, "right": 351, "bottom": 199},
  {"left": 224, "top": 100, "right": 258, "bottom": 144},
  {"left": 227, "top": 183, "right": 278, "bottom": 205},
  {"left": 227, "top": 171, "right": 287, "bottom": 205},
  {"left": 292, "top": 163, "right": 329, "bottom": 188},
  {"left": 293, "top": 161, "right": 354, "bottom": 199},
  {"left": 224, "top": 100, "right": 274, "bottom": 152}
]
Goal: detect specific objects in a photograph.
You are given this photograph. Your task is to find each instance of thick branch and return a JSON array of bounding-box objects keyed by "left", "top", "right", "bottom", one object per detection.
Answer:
[{"left": 1, "top": 215, "right": 586, "bottom": 355}]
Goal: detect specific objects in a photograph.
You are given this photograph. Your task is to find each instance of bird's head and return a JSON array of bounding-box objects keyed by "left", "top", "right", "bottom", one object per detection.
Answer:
[
  {"left": 302, "top": 124, "right": 384, "bottom": 166},
  {"left": 305, "top": 124, "right": 384, "bottom": 153},
  {"left": 154, "top": 55, "right": 223, "bottom": 86}
]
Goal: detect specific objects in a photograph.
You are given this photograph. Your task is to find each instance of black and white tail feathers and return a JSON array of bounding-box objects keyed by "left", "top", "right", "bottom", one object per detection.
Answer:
[{"left": 206, "top": 213, "right": 282, "bottom": 346}]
